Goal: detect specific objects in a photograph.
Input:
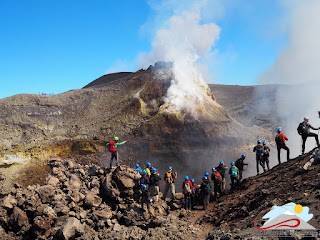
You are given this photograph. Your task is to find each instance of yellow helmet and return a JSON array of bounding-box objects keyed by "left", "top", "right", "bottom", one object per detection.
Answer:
[{"left": 114, "top": 136, "right": 119, "bottom": 141}]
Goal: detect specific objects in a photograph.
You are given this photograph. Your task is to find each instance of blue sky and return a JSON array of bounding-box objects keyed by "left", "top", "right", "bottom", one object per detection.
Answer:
[{"left": 0, "top": 0, "right": 290, "bottom": 99}]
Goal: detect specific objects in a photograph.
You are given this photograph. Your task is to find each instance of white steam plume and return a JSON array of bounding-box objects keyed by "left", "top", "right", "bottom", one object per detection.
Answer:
[
  {"left": 260, "top": 0, "right": 320, "bottom": 156},
  {"left": 139, "top": 1, "right": 221, "bottom": 113}
]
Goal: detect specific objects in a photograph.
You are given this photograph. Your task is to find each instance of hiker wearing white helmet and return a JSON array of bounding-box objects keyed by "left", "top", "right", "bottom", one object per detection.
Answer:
[{"left": 297, "top": 116, "right": 320, "bottom": 154}]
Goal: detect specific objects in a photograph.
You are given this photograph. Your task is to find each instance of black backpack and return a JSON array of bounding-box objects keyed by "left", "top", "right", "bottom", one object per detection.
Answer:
[
  {"left": 275, "top": 134, "right": 283, "bottom": 146},
  {"left": 297, "top": 122, "right": 308, "bottom": 135}
]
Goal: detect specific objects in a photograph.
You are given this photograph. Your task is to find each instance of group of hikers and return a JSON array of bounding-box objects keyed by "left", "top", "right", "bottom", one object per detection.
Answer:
[{"left": 105, "top": 116, "right": 320, "bottom": 212}]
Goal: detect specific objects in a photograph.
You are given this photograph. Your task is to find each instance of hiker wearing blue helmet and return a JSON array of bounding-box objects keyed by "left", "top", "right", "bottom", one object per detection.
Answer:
[
  {"left": 200, "top": 175, "right": 211, "bottom": 210},
  {"left": 163, "top": 166, "right": 178, "bottom": 201},
  {"left": 253, "top": 139, "right": 265, "bottom": 175},
  {"left": 235, "top": 154, "right": 248, "bottom": 181},
  {"left": 216, "top": 160, "right": 228, "bottom": 194},
  {"left": 139, "top": 170, "right": 150, "bottom": 187},
  {"left": 229, "top": 161, "right": 240, "bottom": 189},
  {"left": 135, "top": 163, "right": 142, "bottom": 173},
  {"left": 262, "top": 141, "right": 270, "bottom": 171},
  {"left": 275, "top": 127, "right": 290, "bottom": 164},
  {"left": 182, "top": 176, "right": 193, "bottom": 210},
  {"left": 140, "top": 184, "right": 153, "bottom": 215},
  {"left": 190, "top": 178, "right": 199, "bottom": 209},
  {"left": 211, "top": 167, "right": 222, "bottom": 200},
  {"left": 106, "top": 136, "right": 127, "bottom": 168},
  {"left": 145, "top": 162, "right": 152, "bottom": 178},
  {"left": 149, "top": 167, "right": 161, "bottom": 202}
]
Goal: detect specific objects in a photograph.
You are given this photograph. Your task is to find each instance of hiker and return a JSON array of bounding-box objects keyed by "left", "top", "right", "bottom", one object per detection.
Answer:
[
  {"left": 235, "top": 154, "right": 248, "bottom": 181},
  {"left": 229, "top": 162, "right": 240, "bottom": 189},
  {"left": 191, "top": 178, "right": 199, "bottom": 209},
  {"left": 162, "top": 166, "right": 178, "bottom": 201},
  {"left": 106, "top": 136, "right": 126, "bottom": 168},
  {"left": 182, "top": 176, "right": 193, "bottom": 210},
  {"left": 275, "top": 127, "right": 290, "bottom": 164},
  {"left": 135, "top": 163, "right": 142, "bottom": 173},
  {"left": 140, "top": 184, "right": 153, "bottom": 215},
  {"left": 303, "top": 148, "right": 320, "bottom": 170},
  {"left": 145, "top": 162, "right": 152, "bottom": 178},
  {"left": 216, "top": 160, "right": 228, "bottom": 194},
  {"left": 200, "top": 176, "right": 211, "bottom": 210},
  {"left": 139, "top": 170, "right": 150, "bottom": 187},
  {"left": 211, "top": 167, "right": 222, "bottom": 200},
  {"left": 149, "top": 167, "right": 161, "bottom": 202},
  {"left": 262, "top": 141, "right": 270, "bottom": 171},
  {"left": 253, "top": 139, "right": 265, "bottom": 175},
  {"left": 297, "top": 116, "right": 320, "bottom": 154}
]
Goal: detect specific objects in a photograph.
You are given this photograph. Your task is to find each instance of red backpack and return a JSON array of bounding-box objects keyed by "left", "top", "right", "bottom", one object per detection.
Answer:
[
  {"left": 108, "top": 140, "right": 117, "bottom": 153},
  {"left": 213, "top": 171, "right": 222, "bottom": 182}
]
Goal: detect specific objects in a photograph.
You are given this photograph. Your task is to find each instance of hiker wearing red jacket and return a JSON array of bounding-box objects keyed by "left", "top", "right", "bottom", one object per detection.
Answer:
[
  {"left": 106, "top": 136, "right": 127, "bottom": 168},
  {"left": 275, "top": 127, "right": 290, "bottom": 164}
]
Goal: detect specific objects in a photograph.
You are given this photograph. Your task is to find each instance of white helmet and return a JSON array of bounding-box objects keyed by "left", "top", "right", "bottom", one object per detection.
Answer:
[{"left": 304, "top": 116, "right": 309, "bottom": 121}]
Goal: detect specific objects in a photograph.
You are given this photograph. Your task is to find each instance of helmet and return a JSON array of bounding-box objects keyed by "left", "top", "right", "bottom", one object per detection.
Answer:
[
  {"left": 262, "top": 141, "right": 266, "bottom": 145},
  {"left": 141, "top": 184, "right": 147, "bottom": 190},
  {"left": 142, "top": 170, "right": 147, "bottom": 175},
  {"left": 151, "top": 167, "right": 156, "bottom": 173},
  {"left": 257, "top": 139, "right": 262, "bottom": 144},
  {"left": 137, "top": 169, "right": 142, "bottom": 174},
  {"left": 277, "top": 127, "right": 281, "bottom": 133},
  {"left": 241, "top": 154, "right": 246, "bottom": 159},
  {"left": 191, "top": 178, "right": 195, "bottom": 183},
  {"left": 202, "top": 176, "right": 208, "bottom": 181},
  {"left": 135, "top": 163, "right": 140, "bottom": 168},
  {"left": 304, "top": 116, "right": 309, "bottom": 121},
  {"left": 168, "top": 166, "right": 172, "bottom": 170},
  {"left": 219, "top": 160, "right": 224, "bottom": 165},
  {"left": 231, "top": 161, "right": 235, "bottom": 166},
  {"left": 204, "top": 171, "right": 209, "bottom": 176},
  {"left": 114, "top": 136, "right": 119, "bottom": 141},
  {"left": 212, "top": 167, "right": 215, "bottom": 171},
  {"left": 146, "top": 162, "right": 151, "bottom": 167},
  {"left": 185, "top": 176, "right": 189, "bottom": 181}
]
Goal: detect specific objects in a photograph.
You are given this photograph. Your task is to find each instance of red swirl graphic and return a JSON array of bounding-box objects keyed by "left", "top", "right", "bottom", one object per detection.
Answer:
[{"left": 254, "top": 208, "right": 301, "bottom": 230}]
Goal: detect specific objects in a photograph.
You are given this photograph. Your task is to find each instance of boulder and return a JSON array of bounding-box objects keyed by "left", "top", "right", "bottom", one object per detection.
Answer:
[
  {"left": 9, "top": 207, "right": 30, "bottom": 233},
  {"left": 1, "top": 195, "right": 17, "bottom": 209},
  {"left": 35, "top": 185, "right": 55, "bottom": 203},
  {"left": 84, "top": 191, "right": 102, "bottom": 208},
  {"left": 57, "top": 217, "right": 84, "bottom": 240}
]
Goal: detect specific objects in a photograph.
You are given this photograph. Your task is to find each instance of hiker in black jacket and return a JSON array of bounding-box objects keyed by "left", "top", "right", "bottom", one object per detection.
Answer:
[
  {"left": 149, "top": 168, "right": 161, "bottom": 202},
  {"left": 235, "top": 154, "right": 248, "bottom": 181},
  {"left": 298, "top": 116, "right": 320, "bottom": 154}
]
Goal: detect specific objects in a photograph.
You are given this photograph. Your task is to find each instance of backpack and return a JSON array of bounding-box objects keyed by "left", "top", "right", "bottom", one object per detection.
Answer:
[
  {"left": 213, "top": 171, "right": 222, "bottom": 182},
  {"left": 204, "top": 182, "right": 211, "bottom": 194},
  {"left": 183, "top": 182, "right": 192, "bottom": 194},
  {"left": 256, "top": 145, "right": 264, "bottom": 156},
  {"left": 108, "top": 140, "right": 116, "bottom": 153},
  {"left": 263, "top": 146, "right": 270, "bottom": 156},
  {"left": 275, "top": 135, "right": 283, "bottom": 146},
  {"left": 231, "top": 167, "right": 238, "bottom": 177},
  {"left": 297, "top": 122, "right": 308, "bottom": 135},
  {"left": 165, "top": 171, "right": 172, "bottom": 183}
]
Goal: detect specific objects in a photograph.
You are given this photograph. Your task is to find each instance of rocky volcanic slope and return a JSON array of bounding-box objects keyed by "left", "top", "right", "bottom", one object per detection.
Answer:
[{"left": 0, "top": 148, "right": 319, "bottom": 239}]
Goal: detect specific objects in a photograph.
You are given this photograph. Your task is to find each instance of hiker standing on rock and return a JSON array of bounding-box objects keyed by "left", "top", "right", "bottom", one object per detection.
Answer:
[
  {"left": 162, "top": 166, "right": 177, "bottom": 201},
  {"left": 182, "top": 176, "right": 193, "bottom": 210},
  {"left": 106, "top": 136, "right": 126, "bottom": 168},
  {"left": 297, "top": 116, "right": 320, "bottom": 154},
  {"left": 140, "top": 184, "right": 153, "bottom": 215},
  {"left": 145, "top": 162, "right": 152, "bottom": 178},
  {"left": 149, "top": 168, "right": 161, "bottom": 202},
  {"left": 139, "top": 170, "right": 150, "bottom": 187},
  {"left": 275, "top": 127, "right": 290, "bottom": 164},
  {"left": 262, "top": 141, "right": 270, "bottom": 171},
  {"left": 229, "top": 162, "right": 240, "bottom": 189},
  {"left": 190, "top": 178, "right": 199, "bottom": 209},
  {"left": 211, "top": 167, "right": 222, "bottom": 200},
  {"left": 216, "top": 161, "right": 228, "bottom": 194},
  {"left": 200, "top": 176, "right": 211, "bottom": 210},
  {"left": 235, "top": 154, "right": 248, "bottom": 181},
  {"left": 253, "top": 139, "right": 265, "bottom": 175}
]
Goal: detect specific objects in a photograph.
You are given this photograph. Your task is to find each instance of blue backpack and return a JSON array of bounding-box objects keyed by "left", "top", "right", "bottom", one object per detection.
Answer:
[
  {"left": 256, "top": 145, "right": 264, "bottom": 156},
  {"left": 231, "top": 167, "right": 238, "bottom": 177}
]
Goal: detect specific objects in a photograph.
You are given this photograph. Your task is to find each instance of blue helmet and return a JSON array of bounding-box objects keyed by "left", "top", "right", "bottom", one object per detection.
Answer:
[
  {"left": 185, "top": 176, "right": 189, "bottom": 181},
  {"left": 202, "top": 176, "right": 208, "bottom": 181},
  {"left": 204, "top": 171, "right": 209, "bottom": 176},
  {"left": 277, "top": 127, "right": 281, "bottom": 133},
  {"left": 151, "top": 167, "right": 157, "bottom": 173},
  {"left": 142, "top": 170, "right": 147, "bottom": 175},
  {"left": 231, "top": 161, "right": 235, "bottom": 166},
  {"left": 191, "top": 178, "right": 195, "bottom": 183},
  {"left": 168, "top": 166, "right": 172, "bottom": 170},
  {"left": 262, "top": 140, "right": 266, "bottom": 145},
  {"left": 257, "top": 139, "right": 262, "bottom": 144},
  {"left": 141, "top": 184, "right": 147, "bottom": 190},
  {"left": 146, "top": 162, "right": 151, "bottom": 167},
  {"left": 219, "top": 160, "right": 224, "bottom": 165},
  {"left": 137, "top": 169, "right": 142, "bottom": 174},
  {"left": 241, "top": 154, "right": 246, "bottom": 159},
  {"left": 135, "top": 163, "right": 140, "bottom": 168}
]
